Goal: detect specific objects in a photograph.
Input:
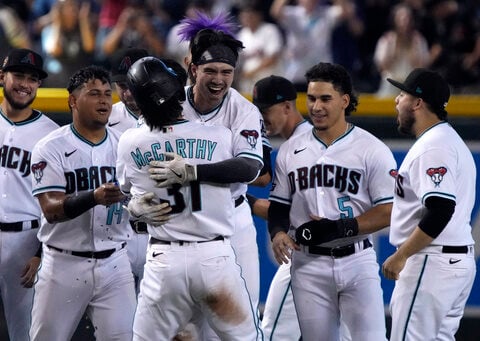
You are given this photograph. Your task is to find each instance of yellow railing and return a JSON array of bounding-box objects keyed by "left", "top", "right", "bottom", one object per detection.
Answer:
[{"left": 2, "top": 88, "right": 479, "bottom": 117}]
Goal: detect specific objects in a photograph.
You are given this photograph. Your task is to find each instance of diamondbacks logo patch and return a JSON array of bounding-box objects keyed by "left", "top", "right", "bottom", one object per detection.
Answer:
[
  {"left": 21, "top": 53, "right": 36, "bottom": 65},
  {"left": 31, "top": 161, "right": 47, "bottom": 184},
  {"left": 426, "top": 166, "right": 447, "bottom": 187},
  {"left": 240, "top": 130, "right": 259, "bottom": 149}
]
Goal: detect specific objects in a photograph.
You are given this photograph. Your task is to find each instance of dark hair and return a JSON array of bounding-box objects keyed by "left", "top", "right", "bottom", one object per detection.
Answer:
[
  {"left": 305, "top": 62, "right": 358, "bottom": 116},
  {"left": 190, "top": 28, "right": 244, "bottom": 66},
  {"left": 67, "top": 65, "right": 111, "bottom": 94}
]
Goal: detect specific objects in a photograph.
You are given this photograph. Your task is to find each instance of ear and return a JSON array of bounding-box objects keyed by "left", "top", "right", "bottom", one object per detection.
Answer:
[
  {"left": 0, "top": 70, "right": 5, "bottom": 86},
  {"left": 68, "top": 94, "right": 76, "bottom": 110},
  {"left": 342, "top": 93, "right": 350, "bottom": 110}
]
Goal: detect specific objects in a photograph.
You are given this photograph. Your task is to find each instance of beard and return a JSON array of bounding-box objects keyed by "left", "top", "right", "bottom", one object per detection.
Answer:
[
  {"left": 397, "top": 109, "right": 415, "bottom": 136},
  {"left": 3, "top": 88, "right": 35, "bottom": 110}
]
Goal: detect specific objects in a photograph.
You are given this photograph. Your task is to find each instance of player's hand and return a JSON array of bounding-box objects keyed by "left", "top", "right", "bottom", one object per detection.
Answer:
[
  {"left": 149, "top": 152, "right": 197, "bottom": 188},
  {"left": 95, "top": 182, "right": 126, "bottom": 206},
  {"left": 127, "top": 192, "right": 172, "bottom": 226},
  {"left": 21, "top": 256, "right": 41, "bottom": 288},
  {"left": 382, "top": 251, "right": 407, "bottom": 280},
  {"left": 295, "top": 216, "right": 359, "bottom": 246},
  {"left": 271, "top": 232, "right": 299, "bottom": 264}
]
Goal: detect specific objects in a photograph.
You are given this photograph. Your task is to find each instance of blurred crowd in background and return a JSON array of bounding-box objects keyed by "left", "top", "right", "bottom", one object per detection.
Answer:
[{"left": 1, "top": 0, "right": 480, "bottom": 96}]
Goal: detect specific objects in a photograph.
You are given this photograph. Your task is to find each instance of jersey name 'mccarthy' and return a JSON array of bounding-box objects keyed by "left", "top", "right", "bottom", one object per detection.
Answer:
[
  {"left": 64, "top": 166, "right": 116, "bottom": 194},
  {"left": 130, "top": 138, "right": 218, "bottom": 169},
  {"left": 0, "top": 144, "right": 31, "bottom": 177},
  {"left": 289, "top": 163, "right": 361, "bottom": 194}
]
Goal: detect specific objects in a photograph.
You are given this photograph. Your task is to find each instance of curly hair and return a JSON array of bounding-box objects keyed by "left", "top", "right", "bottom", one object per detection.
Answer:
[
  {"left": 305, "top": 63, "right": 358, "bottom": 116},
  {"left": 67, "top": 65, "right": 111, "bottom": 94}
]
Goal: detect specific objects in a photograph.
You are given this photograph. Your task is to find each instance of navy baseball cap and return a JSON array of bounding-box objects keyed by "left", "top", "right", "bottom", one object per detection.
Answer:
[
  {"left": 387, "top": 68, "right": 450, "bottom": 115},
  {"left": 252, "top": 75, "right": 297, "bottom": 111},
  {"left": 1, "top": 48, "right": 48, "bottom": 79},
  {"left": 110, "top": 48, "right": 149, "bottom": 82}
]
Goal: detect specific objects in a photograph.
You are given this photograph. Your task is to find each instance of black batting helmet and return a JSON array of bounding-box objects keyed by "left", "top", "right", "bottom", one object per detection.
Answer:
[{"left": 127, "top": 57, "right": 185, "bottom": 124}]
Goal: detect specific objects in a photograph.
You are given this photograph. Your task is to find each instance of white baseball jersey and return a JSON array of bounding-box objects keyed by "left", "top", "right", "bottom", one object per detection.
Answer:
[
  {"left": 117, "top": 120, "right": 236, "bottom": 241},
  {"left": 108, "top": 101, "right": 141, "bottom": 132},
  {"left": 0, "top": 109, "right": 58, "bottom": 341},
  {"left": 389, "top": 121, "right": 476, "bottom": 246},
  {"left": 31, "top": 124, "right": 131, "bottom": 251},
  {"left": 270, "top": 124, "right": 395, "bottom": 340},
  {"left": 388, "top": 121, "right": 476, "bottom": 341},
  {"left": 270, "top": 125, "right": 396, "bottom": 245},
  {"left": 0, "top": 109, "right": 59, "bottom": 222},
  {"left": 182, "top": 86, "right": 265, "bottom": 199}
]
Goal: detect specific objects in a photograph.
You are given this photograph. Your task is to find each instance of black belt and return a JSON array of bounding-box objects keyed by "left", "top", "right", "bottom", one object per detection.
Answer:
[
  {"left": 442, "top": 245, "right": 469, "bottom": 254},
  {"left": 307, "top": 239, "right": 372, "bottom": 258},
  {"left": 150, "top": 235, "right": 224, "bottom": 246},
  {"left": 235, "top": 196, "right": 245, "bottom": 207},
  {"left": 130, "top": 220, "right": 148, "bottom": 234},
  {"left": 47, "top": 242, "right": 126, "bottom": 259},
  {"left": 0, "top": 220, "right": 39, "bottom": 232}
]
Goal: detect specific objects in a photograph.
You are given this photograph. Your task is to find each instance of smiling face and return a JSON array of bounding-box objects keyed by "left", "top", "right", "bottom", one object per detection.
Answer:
[
  {"left": 190, "top": 62, "right": 234, "bottom": 112},
  {"left": 0, "top": 70, "right": 41, "bottom": 111},
  {"left": 69, "top": 78, "right": 112, "bottom": 129},
  {"left": 306, "top": 81, "right": 349, "bottom": 135}
]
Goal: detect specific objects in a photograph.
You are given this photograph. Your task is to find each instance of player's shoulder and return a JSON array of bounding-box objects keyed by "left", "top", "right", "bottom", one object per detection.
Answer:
[
  {"left": 34, "top": 124, "right": 70, "bottom": 149},
  {"left": 350, "top": 125, "right": 391, "bottom": 149},
  {"left": 31, "top": 110, "right": 60, "bottom": 130},
  {"left": 225, "top": 88, "right": 259, "bottom": 114},
  {"left": 278, "top": 129, "right": 311, "bottom": 155},
  {"left": 176, "top": 120, "right": 232, "bottom": 137}
]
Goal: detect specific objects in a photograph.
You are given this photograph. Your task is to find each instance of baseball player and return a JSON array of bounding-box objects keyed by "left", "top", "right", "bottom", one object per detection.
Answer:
[
  {"left": 0, "top": 48, "right": 59, "bottom": 341},
  {"left": 382, "top": 69, "right": 477, "bottom": 340},
  {"left": 117, "top": 56, "right": 261, "bottom": 340},
  {"left": 145, "top": 15, "right": 269, "bottom": 339},
  {"left": 268, "top": 62, "right": 396, "bottom": 340},
  {"left": 29, "top": 65, "right": 136, "bottom": 341},
  {"left": 250, "top": 75, "right": 310, "bottom": 341}
]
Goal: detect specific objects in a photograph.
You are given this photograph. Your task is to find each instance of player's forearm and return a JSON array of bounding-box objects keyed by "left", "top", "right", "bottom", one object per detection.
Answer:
[
  {"left": 355, "top": 203, "right": 392, "bottom": 234},
  {"left": 197, "top": 157, "right": 262, "bottom": 184},
  {"left": 395, "top": 227, "right": 434, "bottom": 260}
]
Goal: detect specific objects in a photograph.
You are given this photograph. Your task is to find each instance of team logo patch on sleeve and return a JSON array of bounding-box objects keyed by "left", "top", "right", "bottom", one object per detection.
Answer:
[
  {"left": 426, "top": 167, "right": 447, "bottom": 187},
  {"left": 31, "top": 161, "right": 47, "bottom": 184},
  {"left": 240, "top": 130, "right": 259, "bottom": 149}
]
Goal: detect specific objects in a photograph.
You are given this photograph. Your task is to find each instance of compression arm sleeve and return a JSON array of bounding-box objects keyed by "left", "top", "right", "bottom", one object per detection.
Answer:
[
  {"left": 196, "top": 157, "right": 262, "bottom": 184},
  {"left": 418, "top": 196, "right": 456, "bottom": 238},
  {"left": 259, "top": 145, "right": 272, "bottom": 177},
  {"left": 267, "top": 201, "right": 291, "bottom": 240}
]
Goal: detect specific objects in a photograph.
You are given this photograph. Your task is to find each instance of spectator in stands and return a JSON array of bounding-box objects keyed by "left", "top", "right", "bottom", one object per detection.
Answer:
[
  {"left": 373, "top": 3, "right": 430, "bottom": 97},
  {"left": 40, "top": 0, "right": 97, "bottom": 88},
  {"left": 270, "top": 0, "right": 362, "bottom": 91},
  {"left": 236, "top": 0, "right": 283, "bottom": 94},
  {"left": 101, "top": 0, "right": 166, "bottom": 62},
  {"left": 0, "top": 2, "right": 31, "bottom": 53},
  {"left": 93, "top": 0, "right": 128, "bottom": 68},
  {"left": 432, "top": 0, "right": 480, "bottom": 92}
]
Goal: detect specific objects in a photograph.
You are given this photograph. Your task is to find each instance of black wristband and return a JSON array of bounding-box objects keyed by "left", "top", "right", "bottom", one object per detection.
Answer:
[
  {"left": 35, "top": 244, "right": 42, "bottom": 258},
  {"left": 63, "top": 190, "right": 97, "bottom": 219},
  {"left": 337, "top": 218, "right": 359, "bottom": 238}
]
